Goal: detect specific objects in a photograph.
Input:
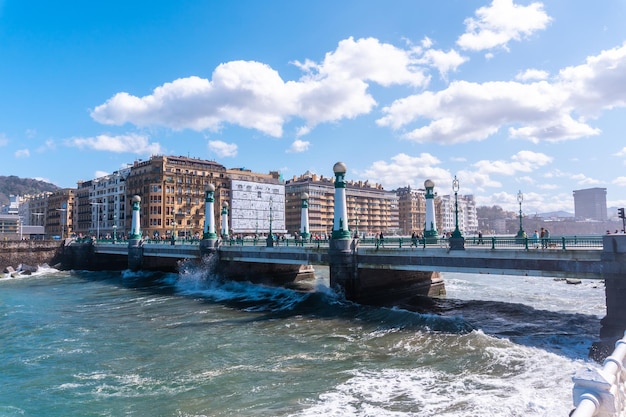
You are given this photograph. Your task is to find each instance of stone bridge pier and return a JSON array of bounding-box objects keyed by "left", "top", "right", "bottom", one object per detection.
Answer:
[{"left": 592, "top": 234, "right": 626, "bottom": 359}]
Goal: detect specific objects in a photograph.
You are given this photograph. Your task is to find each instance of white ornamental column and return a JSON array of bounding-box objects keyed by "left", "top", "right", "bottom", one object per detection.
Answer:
[
  {"left": 300, "top": 192, "right": 310, "bottom": 240},
  {"left": 332, "top": 162, "right": 350, "bottom": 239},
  {"left": 129, "top": 195, "right": 142, "bottom": 240},
  {"left": 203, "top": 184, "right": 217, "bottom": 239},
  {"left": 221, "top": 201, "right": 229, "bottom": 238},
  {"left": 423, "top": 179, "right": 438, "bottom": 242}
]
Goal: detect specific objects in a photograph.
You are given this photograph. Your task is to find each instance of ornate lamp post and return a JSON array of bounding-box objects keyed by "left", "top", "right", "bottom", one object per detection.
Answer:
[
  {"left": 515, "top": 190, "right": 526, "bottom": 239},
  {"left": 90, "top": 201, "right": 104, "bottom": 239},
  {"left": 221, "top": 201, "right": 229, "bottom": 238},
  {"left": 449, "top": 175, "right": 465, "bottom": 250},
  {"left": 113, "top": 214, "right": 117, "bottom": 243},
  {"left": 266, "top": 196, "right": 274, "bottom": 247}
]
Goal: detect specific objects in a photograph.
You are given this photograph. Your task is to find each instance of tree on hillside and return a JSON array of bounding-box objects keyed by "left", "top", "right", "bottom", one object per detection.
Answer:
[{"left": 0, "top": 175, "right": 60, "bottom": 206}]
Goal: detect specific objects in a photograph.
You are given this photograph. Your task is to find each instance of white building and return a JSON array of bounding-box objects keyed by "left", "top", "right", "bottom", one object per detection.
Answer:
[
  {"left": 440, "top": 194, "right": 478, "bottom": 235},
  {"left": 88, "top": 168, "right": 131, "bottom": 238},
  {"left": 230, "top": 179, "right": 286, "bottom": 235}
]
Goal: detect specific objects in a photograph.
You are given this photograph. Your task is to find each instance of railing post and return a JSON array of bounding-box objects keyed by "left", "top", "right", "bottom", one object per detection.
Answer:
[
  {"left": 491, "top": 237, "right": 496, "bottom": 250},
  {"left": 524, "top": 237, "right": 529, "bottom": 251},
  {"left": 399, "top": 238, "right": 402, "bottom": 248},
  {"left": 562, "top": 236, "right": 566, "bottom": 250}
]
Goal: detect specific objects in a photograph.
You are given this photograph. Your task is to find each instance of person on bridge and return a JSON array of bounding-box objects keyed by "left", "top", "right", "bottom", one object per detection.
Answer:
[{"left": 378, "top": 232, "right": 385, "bottom": 248}]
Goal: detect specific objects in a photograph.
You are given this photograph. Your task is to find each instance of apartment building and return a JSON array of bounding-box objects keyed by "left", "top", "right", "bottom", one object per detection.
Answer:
[
  {"left": 74, "top": 168, "right": 131, "bottom": 238},
  {"left": 227, "top": 168, "right": 285, "bottom": 235},
  {"left": 285, "top": 171, "right": 399, "bottom": 237},
  {"left": 123, "top": 155, "right": 228, "bottom": 239},
  {"left": 45, "top": 188, "right": 74, "bottom": 239}
]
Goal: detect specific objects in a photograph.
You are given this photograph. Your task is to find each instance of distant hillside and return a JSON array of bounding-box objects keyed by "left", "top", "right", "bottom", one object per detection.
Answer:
[{"left": 0, "top": 175, "right": 60, "bottom": 206}]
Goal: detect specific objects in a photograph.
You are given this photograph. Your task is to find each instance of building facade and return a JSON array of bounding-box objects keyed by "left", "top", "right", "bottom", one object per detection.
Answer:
[
  {"left": 573, "top": 187, "right": 607, "bottom": 221},
  {"left": 285, "top": 171, "right": 399, "bottom": 237},
  {"left": 228, "top": 167, "right": 286, "bottom": 235},
  {"left": 45, "top": 189, "right": 75, "bottom": 239},
  {"left": 439, "top": 194, "right": 478, "bottom": 235},
  {"left": 124, "top": 155, "right": 228, "bottom": 239}
]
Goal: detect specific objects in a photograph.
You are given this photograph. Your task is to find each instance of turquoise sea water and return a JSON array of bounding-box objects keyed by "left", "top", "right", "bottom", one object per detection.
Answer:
[{"left": 0, "top": 262, "right": 605, "bottom": 416}]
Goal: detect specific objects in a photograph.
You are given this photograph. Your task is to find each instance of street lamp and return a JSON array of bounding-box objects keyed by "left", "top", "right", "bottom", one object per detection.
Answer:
[
  {"left": 449, "top": 175, "right": 465, "bottom": 250},
  {"left": 55, "top": 207, "right": 67, "bottom": 239},
  {"left": 90, "top": 201, "right": 104, "bottom": 239},
  {"left": 516, "top": 190, "right": 525, "bottom": 239},
  {"left": 113, "top": 214, "right": 117, "bottom": 244},
  {"left": 266, "top": 196, "right": 274, "bottom": 247}
]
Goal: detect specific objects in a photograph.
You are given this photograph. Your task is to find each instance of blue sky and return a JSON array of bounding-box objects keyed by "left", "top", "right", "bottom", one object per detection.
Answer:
[{"left": 1, "top": 0, "right": 626, "bottom": 214}]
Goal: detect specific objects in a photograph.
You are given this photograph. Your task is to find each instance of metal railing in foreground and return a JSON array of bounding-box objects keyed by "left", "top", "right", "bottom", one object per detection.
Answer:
[
  {"left": 571, "top": 332, "right": 626, "bottom": 417},
  {"left": 89, "top": 235, "right": 605, "bottom": 251}
]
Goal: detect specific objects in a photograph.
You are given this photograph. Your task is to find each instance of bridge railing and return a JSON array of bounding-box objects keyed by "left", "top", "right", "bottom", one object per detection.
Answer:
[
  {"left": 89, "top": 235, "right": 604, "bottom": 250},
  {"left": 571, "top": 331, "right": 626, "bottom": 416},
  {"left": 213, "top": 235, "right": 604, "bottom": 250}
]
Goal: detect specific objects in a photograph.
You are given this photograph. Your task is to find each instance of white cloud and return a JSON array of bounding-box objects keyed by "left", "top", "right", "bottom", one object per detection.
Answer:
[
  {"left": 286, "top": 139, "right": 310, "bottom": 153},
  {"left": 457, "top": 0, "right": 552, "bottom": 52},
  {"left": 613, "top": 177, "right": 626, "bottom": 187},
  {"left": 614, "top": 147, "right": 626, "bottom": 157},
  {"left": 421, "top": 37, "right": 434, "bottom": 49},
  {"left": 67, "top": 133, "right": 162, "bottom": 155},
  {"left": 376, "top": 39, "right": 626, "bottom": 145},
  {"left": 0, "top": 133, "right": 8, "bottom": 146},
  {"left": 305, "top": 37, "right": 429, "bottom": 88},
  {"left": 558, "top": 41, "right": 626, "bottom": 116},
  {"left": 91, "top": 37, "right": 430, "bottom": 138},
  {"left": 15, "top": 149, "right": 30, "bottom": 158},
  {"left": 377, "top": 79, "right": 587, "bottom": 144},
  {"left": 571, "top": 173, "right": 601, "bottom": 186},
  {"left": 516, "top": 69, "right": 549, "bottom": 81},
  {"left": 359, "top": 153, "right": 451, "bottom": 190},
  {"left": 418, "top": 48, "right": 468, "bottom": 80},
  {"left": 95, "top": 170, "right": 109, "bottom": 178},
  {"left": 36, "top": 139, "right": 56, "bottom": 153},
  {"left": 208, "top": 140, "right": 237, "bottom": 157},
  {"left": 473, "top": 150, "right": 552, "bottom": 176}
]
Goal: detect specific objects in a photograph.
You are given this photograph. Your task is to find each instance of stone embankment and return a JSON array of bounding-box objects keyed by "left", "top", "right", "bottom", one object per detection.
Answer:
[{"left": 0, "top": 240, "right": 65, "bottom": 274}]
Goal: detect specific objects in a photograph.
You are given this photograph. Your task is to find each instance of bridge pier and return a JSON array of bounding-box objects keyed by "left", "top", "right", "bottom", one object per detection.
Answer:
[
  {"left": 329, "top": 238, "right": 358, "bottom": 298},
  {"left": 591, "top": 235, "right": 626, "bottom": 360},
  {"left": 128, "top": 240, "right": 144, "bottom": 271}
]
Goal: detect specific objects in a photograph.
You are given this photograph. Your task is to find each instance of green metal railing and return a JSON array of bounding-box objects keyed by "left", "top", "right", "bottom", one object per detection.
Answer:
[{"left": 90, "top": 235, "right": 605, "bottom": 251}]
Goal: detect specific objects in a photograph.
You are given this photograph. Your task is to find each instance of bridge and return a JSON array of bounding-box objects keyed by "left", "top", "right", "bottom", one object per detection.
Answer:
[{"left": 58, "top": 162, "right": 626, "bottom": 416}]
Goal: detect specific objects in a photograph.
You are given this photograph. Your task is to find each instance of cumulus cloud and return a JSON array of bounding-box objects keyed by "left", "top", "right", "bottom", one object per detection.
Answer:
[
  {"left": 418, "top": 48, "right": 468, "bottom": 80},
  {"left": 614, "top": 177, "right": 626, "bottom": 187},
  {"left": 15, "top": 149, "right": 30, "bottom": 158},
  {"left": 559, "top": 42, "right": 626, "bottom": 116},
  {"left": 67, "top": 133, "right": 162, "bottom": 155},
  {"left": 286, "top": 139, "right": 310, "bottom": 153},
  {"left": 37, "top": 139, "right": 56, "bottom": 153},
  {"left": 377, "top": 79, "right": 587, "bottom": 143},
  {"left": 91, "top": 37, "right": 431, "bottom": 138},
  {"left": 473, "top": 150, "right": 552, "bottom": 176},
  {"left": 457, "top": 0, "right": 552, "bottom": 51},
  {"left": 359, "top": 153, "right": 451, "bottom": 190},
  {"left": 376, "top": 41, "right": 626, "bottom": 144},
  {"left": 515, "top": 69, "right": 549, "bottom": 81},
  {"left": 208, "top": 140, "right": 237, "bottom": 157}
]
